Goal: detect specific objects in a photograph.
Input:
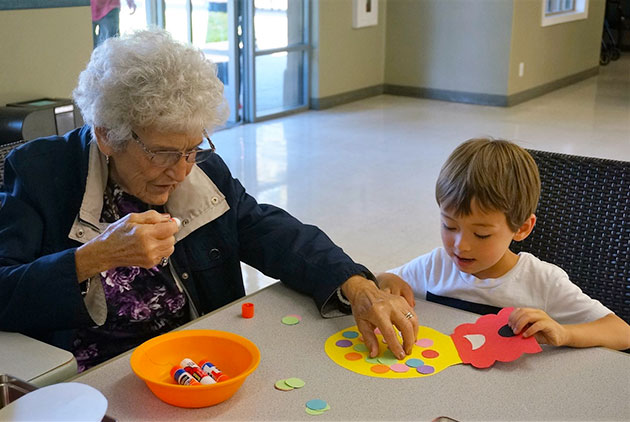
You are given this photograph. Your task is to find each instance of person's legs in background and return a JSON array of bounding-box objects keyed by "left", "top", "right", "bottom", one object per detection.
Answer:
[{"left": 93, "top": 7, "right": 121, "bottom": 48}]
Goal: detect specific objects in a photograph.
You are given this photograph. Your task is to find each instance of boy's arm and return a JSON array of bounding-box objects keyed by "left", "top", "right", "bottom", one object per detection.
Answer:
[{"left": 508, "top": 308, "right": 630, "bottom": 350}]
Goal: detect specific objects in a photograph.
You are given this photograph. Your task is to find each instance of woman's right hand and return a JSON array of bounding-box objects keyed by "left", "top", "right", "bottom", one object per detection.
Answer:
[
  {"left": 376, "top": 272, "right": 416, "bottom": 308},
  {"left": 75, "top": 210, "right": 179, "bottom": 281}
]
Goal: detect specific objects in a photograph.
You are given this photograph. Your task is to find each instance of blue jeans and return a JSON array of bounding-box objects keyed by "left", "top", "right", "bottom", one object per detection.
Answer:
[{"left": 93, "top": 7, "right": 120, "bottom": 48}]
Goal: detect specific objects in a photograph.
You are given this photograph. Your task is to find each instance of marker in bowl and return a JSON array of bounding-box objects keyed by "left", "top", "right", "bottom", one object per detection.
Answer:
[
  {"left": 171, "top": 365, "right": 200, "bottom": 386},
  {"left": 199, "top": 360, "right": 230, "bottom": 382},
  {"left": 180, "top": 358, "right": 215, "bottom": 385}
]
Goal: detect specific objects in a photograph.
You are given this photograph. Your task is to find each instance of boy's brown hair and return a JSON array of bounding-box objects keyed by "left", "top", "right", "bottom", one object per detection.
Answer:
[{"left": 435, "top": 138, "right": 541, "bottom": 232}]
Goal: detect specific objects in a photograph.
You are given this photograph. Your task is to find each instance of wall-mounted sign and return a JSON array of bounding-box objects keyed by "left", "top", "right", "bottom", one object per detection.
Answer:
[{"left": 352, "top": 0, "right": 378, "bottom": 29}]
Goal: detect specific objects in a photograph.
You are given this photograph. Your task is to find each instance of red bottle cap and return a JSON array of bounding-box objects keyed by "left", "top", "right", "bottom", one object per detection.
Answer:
[
  {"left": 170, "top": 365, "right": 182, "bottom": 377},
  {"left": 216, "top": 373, "right": 230, "bottom": 382},
  {"left": 242, "top": 302, "right": 254, "bottom": 318}
]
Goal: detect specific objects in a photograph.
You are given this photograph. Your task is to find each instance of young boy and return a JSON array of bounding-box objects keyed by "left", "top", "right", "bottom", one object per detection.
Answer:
[{"left": 378, "top": 138, "right": 630, "bottom": 350}]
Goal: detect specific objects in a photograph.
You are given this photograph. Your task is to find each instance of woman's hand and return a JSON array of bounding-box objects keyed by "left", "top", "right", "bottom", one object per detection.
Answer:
[
  {"left": 508, "top": 307, "right": 569, "bottom": 346},
  {"left": 341, "top": 276, "right": 418, "bottom": 360},
  {"left": 75, "top": 210, "right": 179, "bottom": 281}
]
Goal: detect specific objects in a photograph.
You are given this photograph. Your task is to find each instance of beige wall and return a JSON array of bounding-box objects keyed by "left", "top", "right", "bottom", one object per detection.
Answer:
[
  {"left": 0, "top": 7, "right": 93, "bottom": 106},
  {"left": 1, "top": 2, "right": 604, "bottom": 108},
  {"left": 311, "top": 0, "right": 387, "bottom": 99},
  {"left": 384, "top": 0, "right": 514, "bottom": 96},
  {"left": 508, "top": 0, "right": 605, "bottom": 95}
]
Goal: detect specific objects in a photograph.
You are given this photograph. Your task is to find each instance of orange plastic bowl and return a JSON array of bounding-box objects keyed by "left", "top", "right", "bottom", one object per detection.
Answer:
[{"left": 130, "top": 329, "right": 260, "bottom": 408}]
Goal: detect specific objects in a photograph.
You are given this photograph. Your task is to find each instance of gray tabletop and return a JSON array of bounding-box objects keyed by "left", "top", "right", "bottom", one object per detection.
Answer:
[
  {"left": 0, "top": 331, "right": 77, "bottom": 387},
  {"left": 72, "top": 282, "right": 630, "bottom": 421}
]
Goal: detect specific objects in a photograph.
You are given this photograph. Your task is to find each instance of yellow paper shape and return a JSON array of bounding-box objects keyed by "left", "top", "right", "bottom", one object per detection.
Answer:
[{"left": 324, "top": 325, "right": 462, "bottom": 378}]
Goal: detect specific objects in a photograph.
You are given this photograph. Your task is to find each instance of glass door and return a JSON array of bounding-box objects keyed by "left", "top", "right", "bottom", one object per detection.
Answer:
[
  {"left": 119, "top": 0, "right": 309, "bottom": 125},
  {"left": 243, "top": 0, "right": 309, "bottom": 122},
  {"left": 121, "top": 0, "right": 240, "bottom": 124},
  {"left": 163, "top": 0, "right": 240, "bottom": 124}
]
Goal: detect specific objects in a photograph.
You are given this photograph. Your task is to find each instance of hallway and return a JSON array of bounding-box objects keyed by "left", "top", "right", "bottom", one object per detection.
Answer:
[{"left": 212, "top": 56, "right": 630, "bottom": 293}]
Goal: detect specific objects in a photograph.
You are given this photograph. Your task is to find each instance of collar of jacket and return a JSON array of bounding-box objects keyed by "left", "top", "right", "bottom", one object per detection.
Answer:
[{"left": 68, "top": 141, "right": 230, "bottom": 244}]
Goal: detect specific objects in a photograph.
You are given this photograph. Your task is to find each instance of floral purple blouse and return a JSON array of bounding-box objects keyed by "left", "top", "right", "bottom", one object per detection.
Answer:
[{"left": 73, "top": 183, "right": 189, "bottom": 372}]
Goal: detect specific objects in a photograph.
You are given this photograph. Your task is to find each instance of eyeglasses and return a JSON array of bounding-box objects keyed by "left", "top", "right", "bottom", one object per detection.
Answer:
[{"left": 131, "top": 130, "right": 215, "bottom": 168}]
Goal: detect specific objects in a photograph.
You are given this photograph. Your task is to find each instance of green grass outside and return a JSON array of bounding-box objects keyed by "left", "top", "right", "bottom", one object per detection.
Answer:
[{"left": 206, "top": 12, "right": 228, "bottom": 43}]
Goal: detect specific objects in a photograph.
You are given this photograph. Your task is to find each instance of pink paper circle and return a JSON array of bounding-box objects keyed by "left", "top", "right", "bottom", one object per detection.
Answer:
[
  {"left": 415, "top": 338, "right": 434, "bottom": 348},
  {"left": 390, "top": 363, "right": 410, "bottom": 373}
]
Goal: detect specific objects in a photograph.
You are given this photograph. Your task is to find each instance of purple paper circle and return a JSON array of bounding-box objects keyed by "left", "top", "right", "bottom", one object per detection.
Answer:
[
  {"left": 417, "top": 365, "right": 435, "bottom": 375},
  {"left": 335, "top": 339, "right": 353, "bottom": 347}
]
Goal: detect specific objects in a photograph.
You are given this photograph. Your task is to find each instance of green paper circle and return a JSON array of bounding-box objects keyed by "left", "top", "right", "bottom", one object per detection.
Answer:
[
  {"left": 281, "top": 316, "right": 300, "bottom": 325},
  {"left": 284, "top": 377, "right": 305, "bottom": 388}
]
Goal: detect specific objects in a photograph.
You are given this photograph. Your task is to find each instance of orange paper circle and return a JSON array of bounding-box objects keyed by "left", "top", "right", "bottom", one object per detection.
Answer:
[
  {"left": 344, "top": 353, "right": 362, "bottom": 361},
  {"left": 370, "top": 364, "right": 390, "bottom": 374}
]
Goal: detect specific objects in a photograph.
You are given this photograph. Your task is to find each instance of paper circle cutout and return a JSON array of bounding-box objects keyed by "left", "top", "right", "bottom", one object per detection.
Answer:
[
  {"left": 405, "top": 358, "right": 423, "bottom": 368},
  {"left": 353, "top": 343, "right": 369, "bottom": 352},
  {"left": 274, "top": 380, "right": 293, "bottom": 391},
  {"left": 305, "top": 407, "right": 325, "bottom": 415},
  {"left": 421, "top": 349, "right": 440, "bottom": 359},
  {"left": 390, "top": 363, "right": 410, "bottom": 373},
  {"left": 281, "top": 316, "right": 300, "bottom": 325},
  {"left": 342, "top": 331, "right": 359, "bottom": 339},
  {"left": 284, "top": 377, "right": 305, "bottom": 388},
  {"left": 417, "top": 365, "right": 435, "bottom": 374},
  {"left": 344, "top": 352, "right": 363, "bottom": 361},
  {"left": 415, "top": 338, "right": 434, "bottom": 348},
  {"left": 335, "top": 339, "right": 353, "bottom": 347},
  {"left": 306, "top": 399, "right": 328, "bottom": 411},
  {"left": 370, "top": 364, "right": 390, "bottom": 374}
]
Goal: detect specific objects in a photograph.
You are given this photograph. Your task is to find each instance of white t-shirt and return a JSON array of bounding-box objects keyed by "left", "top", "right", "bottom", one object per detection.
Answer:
[{"left": 388, "top": 248, "right": 612, "bottom": 324}]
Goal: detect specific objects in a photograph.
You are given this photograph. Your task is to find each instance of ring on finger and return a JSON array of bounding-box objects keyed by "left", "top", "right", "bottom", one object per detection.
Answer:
[
  {"left": 160, "top": 257, "right": 169, "bottom": 267},
  {"left": 404, "top": 311, "right": 414, "bottom": 320}
]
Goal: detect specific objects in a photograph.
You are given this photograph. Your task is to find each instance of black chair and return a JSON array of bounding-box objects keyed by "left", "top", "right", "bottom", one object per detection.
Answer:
[
  {"left": 0, "top": 139, "right": 28, "bottom": 189},
  {"left": 510, "top": 149, "right": 630, "bottom": 324}
]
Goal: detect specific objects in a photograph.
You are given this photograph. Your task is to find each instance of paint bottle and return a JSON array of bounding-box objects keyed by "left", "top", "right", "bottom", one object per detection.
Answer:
[
  {"left": 199, "top": 360, "right": 230, "bottom": 382},
  {"left": 180, "top": 358, "right": 216, "bottom": 385},
  {"left": 170, "top": 365, "right": 200, "bottom": 386}
]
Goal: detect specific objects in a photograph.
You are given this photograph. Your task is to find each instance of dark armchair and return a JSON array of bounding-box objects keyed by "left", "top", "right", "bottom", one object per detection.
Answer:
[
  {"left": 510, "top": 149, "right": 630, "bottom": 324},
  {"left": 0, "top": 139, "right": 28, "bottom": 189}
]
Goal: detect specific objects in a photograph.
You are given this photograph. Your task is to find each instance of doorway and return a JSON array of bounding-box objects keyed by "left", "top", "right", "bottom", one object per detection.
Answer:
[{"left": 118, "top": 0, "right": 310, "bottom": 124}]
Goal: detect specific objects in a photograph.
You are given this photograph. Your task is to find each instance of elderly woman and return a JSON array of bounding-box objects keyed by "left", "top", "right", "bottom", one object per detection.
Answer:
[{"left": 0, "top": 29, "right": 416, "bottom": 371}]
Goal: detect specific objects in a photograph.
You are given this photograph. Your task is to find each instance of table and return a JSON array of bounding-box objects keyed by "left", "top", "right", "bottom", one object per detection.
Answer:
[
  {"left": 0, "top": 331, "right": 77, "bottom": 387},
  {"left": 72, "top": 282, "right": 630, "bottom": 421}
]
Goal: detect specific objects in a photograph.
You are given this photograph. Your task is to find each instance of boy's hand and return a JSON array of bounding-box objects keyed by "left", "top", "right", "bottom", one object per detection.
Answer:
[
  {"left": 508, "top": 307, "right": 569, "bottom": 346},
  {"left": 376, "top": 273, "right": 415, "bottom": 307}
]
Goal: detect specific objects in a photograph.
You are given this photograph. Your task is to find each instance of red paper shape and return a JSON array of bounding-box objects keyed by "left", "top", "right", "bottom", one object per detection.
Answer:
[{"left": 450, "top": 307, "right": 542, "bottom": 368}]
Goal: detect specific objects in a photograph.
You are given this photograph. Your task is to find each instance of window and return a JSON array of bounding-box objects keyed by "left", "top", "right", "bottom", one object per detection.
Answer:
[{"left": 541, "top": 0, "right": 589, "bottom": 27}]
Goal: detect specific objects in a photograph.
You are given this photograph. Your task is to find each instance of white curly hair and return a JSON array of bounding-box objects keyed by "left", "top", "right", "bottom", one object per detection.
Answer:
[{"left": 73, "top": 28, "right": 228, "bottom": 150}]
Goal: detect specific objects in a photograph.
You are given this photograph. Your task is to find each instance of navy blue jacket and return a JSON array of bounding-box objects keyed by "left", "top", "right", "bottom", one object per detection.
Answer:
[{"left": 0, "top": 126, "right": 369, "bottom": 350}]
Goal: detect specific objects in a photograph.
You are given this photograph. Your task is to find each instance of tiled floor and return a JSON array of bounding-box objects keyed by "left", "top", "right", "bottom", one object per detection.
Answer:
[{"left": 212, "top": 56, "right": 630, "bottom": 294}]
